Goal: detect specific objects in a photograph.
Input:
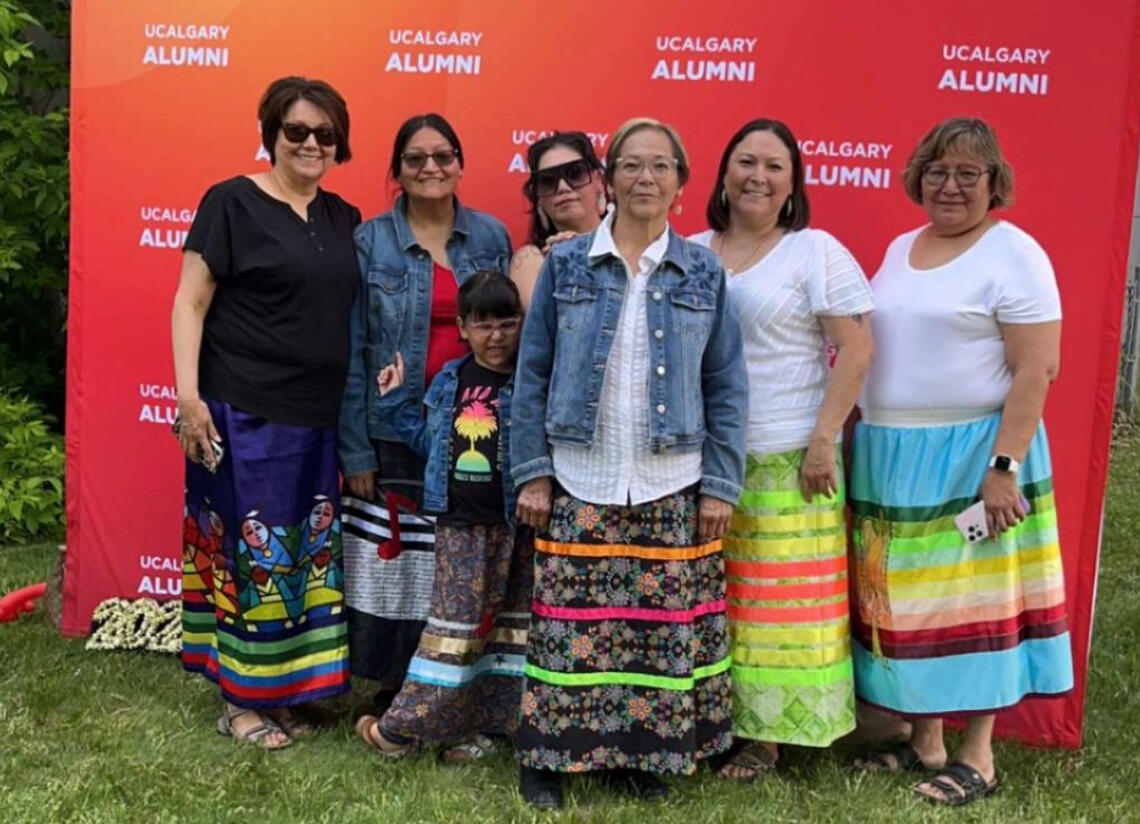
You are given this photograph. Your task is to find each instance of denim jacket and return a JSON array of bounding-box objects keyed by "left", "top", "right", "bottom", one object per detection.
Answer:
[
  {"left": 338, "top": 195, "right": 512, "bottom": 475},
  {"left": 510, "top": 228, "right": 748, "bottom": 503},
  {"left": 387, "top": 354, "right": 516, "bottom": 524}
]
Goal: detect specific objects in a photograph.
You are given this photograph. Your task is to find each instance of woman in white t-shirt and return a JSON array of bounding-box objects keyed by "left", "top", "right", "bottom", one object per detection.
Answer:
[
  {"left": 691, "top": 119, "right": 874, "bottom": 781},
  {"left": 851, "top": 118, "right": 1073, "bottom": 807}
]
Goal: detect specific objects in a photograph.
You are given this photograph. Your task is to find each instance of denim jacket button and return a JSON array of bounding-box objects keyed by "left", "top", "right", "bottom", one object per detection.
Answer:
[
  {"left": 656, "top": 365, "right": 666, "bottom": 376},
  {"left": 656, "top": 404, "right": 666, "bottom": 414},
  {"left": 653, "top": 291, "right": 663, "bottom": 301},
  {"left": 654, "top": 328, "right": 664, "bottom": 339}
]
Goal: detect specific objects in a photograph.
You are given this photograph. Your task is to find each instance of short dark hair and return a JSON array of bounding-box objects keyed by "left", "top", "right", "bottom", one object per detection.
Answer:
[
  {"left": 706, "top": 119, "right": 809, "bottom": 232},
  {"left": 457, "top": 271, "right": 522, "bottom": 321},
  {"left": 522, "top": 131, "right": 603, "bottom": 248},
  {"left": 257, "top": 76, "right": 351, "bottom": 165},
  {"left": 605, "top": 118, "right": 691, "bottom": 186},
  {"left": 389, "top": 113, "right": 465, "bottom": 181},
  {"left": 902, "top": 117, "right": 1014, "bottom": 209}
]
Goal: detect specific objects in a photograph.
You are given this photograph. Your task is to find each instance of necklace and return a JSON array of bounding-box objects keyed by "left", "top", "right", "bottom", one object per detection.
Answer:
[{"left": 715, "top": 227, "right": 784, "bottom": 275}]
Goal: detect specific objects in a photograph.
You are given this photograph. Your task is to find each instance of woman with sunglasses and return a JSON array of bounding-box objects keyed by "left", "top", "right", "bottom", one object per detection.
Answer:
[
  {"left": 509, "top": 132, "right": 606, "bottom": 309},
  {"left": 172, "top": 76, "right": 359, "bottom": 749},
  {"left": 338, "top": 113, "right": 512, "bottom": 720},
  {"left": 511, "top": 117, "right": 747, "bottom": 809}
]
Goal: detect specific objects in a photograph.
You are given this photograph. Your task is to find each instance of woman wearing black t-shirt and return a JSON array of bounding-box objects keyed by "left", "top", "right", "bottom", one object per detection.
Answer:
[{"left": 171, "top": 76, "right": 360, "bottom": 749}]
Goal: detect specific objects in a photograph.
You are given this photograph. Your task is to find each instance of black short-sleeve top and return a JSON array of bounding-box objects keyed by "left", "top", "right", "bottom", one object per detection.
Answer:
[{"left": 184, "top": 176, "right": 362, "bottom": 427}]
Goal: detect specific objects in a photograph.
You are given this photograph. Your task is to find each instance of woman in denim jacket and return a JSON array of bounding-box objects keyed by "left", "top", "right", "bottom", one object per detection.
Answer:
[
  {"left": 337, "top": 113, "right": 512, "bottom": 713},
  {"left": 510, "top": 118, "right": 748, "bottom": 810}
]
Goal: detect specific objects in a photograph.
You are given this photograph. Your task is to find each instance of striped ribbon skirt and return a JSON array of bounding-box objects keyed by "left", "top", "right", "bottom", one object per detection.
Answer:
[
  {"left": 722, "top": 447, "right": 855, "bottom": 746},
  {"left": 181, "top": 398, "right": 350, "bottom": 708},
  {"left": 850, "top": 412, "right": 1073, "bottom": 715},
  {"left": 516, "top": 484, "right": 733, "bottom": 775},
  {"left": 378, "top": 523, "right": 533, "bottom": 744},
  {"left": 341, "top": 440, "right": 435, "bottom": 687}
]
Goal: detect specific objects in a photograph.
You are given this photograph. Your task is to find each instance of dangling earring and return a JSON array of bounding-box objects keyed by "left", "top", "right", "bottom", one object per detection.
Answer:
[
  {"left": 537, "top": 207, "right": 551, "bottom": 231},
  {"left": 674, "top": 201, "right": 684, "bottom": 216},
  {"left": 719, "top": 189, "right": 728, "bottom": 208},
  {"left": 783, "top": 196, "right": 794, "bottom": 219},
  {"left": 597, "top": 191, "right": 607, "bottom": 215}
]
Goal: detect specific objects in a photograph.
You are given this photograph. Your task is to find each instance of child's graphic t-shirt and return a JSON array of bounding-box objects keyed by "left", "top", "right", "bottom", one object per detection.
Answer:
[{"left": 438, "top": 359, "right": 510, "bottom": 527}]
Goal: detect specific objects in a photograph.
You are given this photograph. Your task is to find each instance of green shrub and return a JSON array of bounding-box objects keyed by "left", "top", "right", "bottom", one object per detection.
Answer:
[
  {"left": 0, "top": 1, "right": 69, "bottom": 422},
  {"left": 0, "top": 389, "right": 63, "bottom": 542}
]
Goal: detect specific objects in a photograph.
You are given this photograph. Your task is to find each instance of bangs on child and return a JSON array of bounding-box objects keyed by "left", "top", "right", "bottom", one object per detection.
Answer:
[{"left": 458, "top": 271, "right": 523, "bottom": 321}]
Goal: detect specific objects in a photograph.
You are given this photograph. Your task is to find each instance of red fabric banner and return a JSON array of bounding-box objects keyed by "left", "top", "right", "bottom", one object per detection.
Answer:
[{"left": 65, "top": 0, "right": 1140, "bottom": 748}]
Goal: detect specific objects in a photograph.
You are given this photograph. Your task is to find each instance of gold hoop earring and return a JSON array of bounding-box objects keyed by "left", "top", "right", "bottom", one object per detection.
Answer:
[
  {"left": 719, "top": 189, "right": 728, "bottom": 207},
  {"left": 784, "top": 197, "right": 794, "bottom": 219}
]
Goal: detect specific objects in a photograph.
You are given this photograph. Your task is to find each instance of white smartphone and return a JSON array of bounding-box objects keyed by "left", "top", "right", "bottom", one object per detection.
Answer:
[{"left": 954, "top": 500, "right": 989, "bottom": 544}]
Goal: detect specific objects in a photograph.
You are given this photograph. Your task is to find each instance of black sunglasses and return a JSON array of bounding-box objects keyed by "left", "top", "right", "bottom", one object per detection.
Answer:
[
  {"left": 281, "top": 122, "right": 338, "bottom": 147},
  {"left": 530, "top": 159, "right": 595, "bottom": 198}
]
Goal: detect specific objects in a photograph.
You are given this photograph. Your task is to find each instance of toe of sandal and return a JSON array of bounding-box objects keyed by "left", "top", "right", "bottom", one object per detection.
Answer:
[{"left": 914, "top": 762, "right": 1000, "bottom": 807}]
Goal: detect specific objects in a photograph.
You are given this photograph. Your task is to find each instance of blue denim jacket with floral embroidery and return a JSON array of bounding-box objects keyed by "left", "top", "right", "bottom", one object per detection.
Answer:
[{"left": 509, "top": 228, "right": 748, "bottom": 503}]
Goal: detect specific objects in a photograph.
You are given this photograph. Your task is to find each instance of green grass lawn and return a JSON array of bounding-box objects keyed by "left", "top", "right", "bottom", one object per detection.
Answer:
[{"left": 2, "top": 436, "right": 1139, "bottom": 824}]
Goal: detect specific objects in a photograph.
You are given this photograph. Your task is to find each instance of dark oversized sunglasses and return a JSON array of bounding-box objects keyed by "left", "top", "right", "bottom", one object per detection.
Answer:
[
  {"left": 281, "top": 122, "right": 339, "bottom": 146},
  {"left": 530, "top": 158, "right": 595, "bottom": 198}
]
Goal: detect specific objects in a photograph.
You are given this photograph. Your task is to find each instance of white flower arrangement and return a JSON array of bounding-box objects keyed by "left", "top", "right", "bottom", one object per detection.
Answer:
[{"left": 86, "top": 597, "right": 182, "bottom": 654}]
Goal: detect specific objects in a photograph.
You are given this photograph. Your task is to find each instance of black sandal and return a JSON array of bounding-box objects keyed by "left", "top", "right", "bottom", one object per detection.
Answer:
[
  {"left": 855, "top": 741, "right": 927, "bottom": 773},
  {"left": 914, "top": 761, "right": 1000, "bottom": 807}
]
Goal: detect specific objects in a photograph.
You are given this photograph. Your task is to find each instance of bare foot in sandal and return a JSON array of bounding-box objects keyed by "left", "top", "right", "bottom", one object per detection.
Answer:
[
  {"left": 442, "top": 734, "right": 498, "bottom": 764},
  {"left": 264, "top": 707, "right": 314, "bottom": 738},
  {"left": 217, "top": 703, "right": 291, "bottom": 750},
  {"left": 356, "top": 714, "right": 415, "bottom": 759},
  {"left": 719, "top": 741, "right": 778, "bottom": 782}
]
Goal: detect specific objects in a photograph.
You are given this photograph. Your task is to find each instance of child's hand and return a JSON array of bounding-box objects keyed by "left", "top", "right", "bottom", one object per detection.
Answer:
[{"left": 377, "top": 352, "right": 405, "bottom": 397}]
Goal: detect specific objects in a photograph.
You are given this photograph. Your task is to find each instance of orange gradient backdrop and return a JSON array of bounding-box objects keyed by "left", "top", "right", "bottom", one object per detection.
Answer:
[{"left": 66, "top": 0, "right": 1140, "bottom": 748}]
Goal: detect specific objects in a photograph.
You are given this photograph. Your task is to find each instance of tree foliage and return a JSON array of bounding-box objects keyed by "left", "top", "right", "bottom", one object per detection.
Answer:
[{"left": 0, "top": 0, "right": 69, "bottom": 421}]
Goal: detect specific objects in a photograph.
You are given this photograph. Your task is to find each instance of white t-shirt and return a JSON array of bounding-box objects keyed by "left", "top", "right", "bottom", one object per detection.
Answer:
[
  {"left": 691, "top": 228, "right": 874, "bottom": 454},
  {"left": 860, "top": 221, "right": 1061, "bottom": 413}
]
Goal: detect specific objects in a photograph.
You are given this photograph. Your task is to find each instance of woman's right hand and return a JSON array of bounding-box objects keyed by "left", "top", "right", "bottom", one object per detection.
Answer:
[
  {"left": 541, "top": 231, "right": 577, "bottom": 254},
  {"left": 377, "top": 352, "right": 405, "bottom": 397},
  {"left": 346, "top": 472, "right": 376, "bottom": 501},
  {"left": 177, "top": 397, "right": 220, "bottom": 468},
  {"left": 516, "top": 477, "right": 553, "bottom": 531}
]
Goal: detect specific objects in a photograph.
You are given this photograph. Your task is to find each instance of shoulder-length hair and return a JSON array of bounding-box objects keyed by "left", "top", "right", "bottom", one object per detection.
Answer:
[
  {"left": 901, "top": 117, "right": 1014, "bottom": 209},
  {"left": 258, "top": 76, "right": 351, "bottom": 165},
  {"left": 705, "top": 119, "right": 809, "bottom": 232},
  {"left": 522, "top": 131, "right": 603, "bottom": 248},
  {"left": 388, "top": 113, "right": 465, "bottom": 181}
]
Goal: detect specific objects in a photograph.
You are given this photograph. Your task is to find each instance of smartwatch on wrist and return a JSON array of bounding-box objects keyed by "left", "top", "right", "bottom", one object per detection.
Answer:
[{"left": 988, "top": 454, "right": 1020, "bottom": 474}]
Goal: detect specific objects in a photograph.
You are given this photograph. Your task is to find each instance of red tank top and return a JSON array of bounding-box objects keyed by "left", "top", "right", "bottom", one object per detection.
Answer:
[{"left": 424, "top": 262, "right": 469, "bottom": 387}]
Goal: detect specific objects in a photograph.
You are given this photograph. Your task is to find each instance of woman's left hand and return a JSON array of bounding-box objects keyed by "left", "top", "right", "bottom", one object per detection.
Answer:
[
  {"left": 799, "top": 438, "right": 838, "bottom": 503},
  {"left": 980, "top": 469, "right": 1026, "bottom": 536},
  {"left": 698, "top": 496, "right": 733, "bottom": 542}
]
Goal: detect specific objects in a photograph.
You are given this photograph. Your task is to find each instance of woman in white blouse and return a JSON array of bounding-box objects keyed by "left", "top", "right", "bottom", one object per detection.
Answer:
[
  {"left": 850, "top": 117, "right": 1072, "bottom": 807},
  {"left": 691, "top": 119, "right": 874, "bottom": 780},
  {"left": 511, "top": 117, "right": 748, "bottom": 809}
]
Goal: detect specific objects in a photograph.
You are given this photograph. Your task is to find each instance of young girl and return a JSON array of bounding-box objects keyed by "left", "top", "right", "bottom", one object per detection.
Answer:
[{"left": 355, "top": 271, "right": 532, "bottom": 762}]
